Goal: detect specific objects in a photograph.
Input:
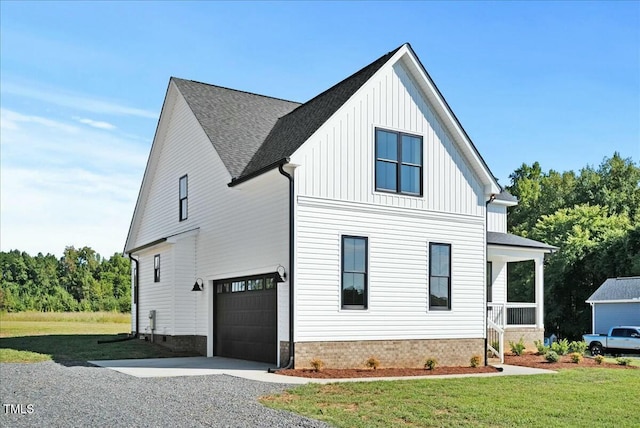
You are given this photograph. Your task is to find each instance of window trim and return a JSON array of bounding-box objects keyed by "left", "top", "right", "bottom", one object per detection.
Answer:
[
  {"left": 179, "top": 174, "right": 188, "bottom": 221},
  {"left": 374, "top": 127, "right": 423, "bottom": 196},
  {"left": 341, "top": 235, "right": 368, "bottom": 310},
  {"left": 429, "top": 242, "right": 451, "bottom": 310},
  {"left": 153, "top": 254, "right": 160, "bottom": 283},
  {"left": 487, "top": 261, "right": 493, "bottom": 303}
]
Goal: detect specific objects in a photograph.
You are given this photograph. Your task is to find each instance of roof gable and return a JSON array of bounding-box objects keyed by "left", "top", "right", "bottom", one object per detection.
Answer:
[
  {"left": 587, "top": 277, "right": 640, "bottom": 302},
  {"left": 173, "top": 78, "right": 300, "bottom": 178}
]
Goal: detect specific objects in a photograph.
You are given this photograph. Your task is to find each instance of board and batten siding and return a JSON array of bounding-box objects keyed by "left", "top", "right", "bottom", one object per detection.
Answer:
[
  {"left": 129, "top": 84, "right": 289, "bottom": 346},
  {"left": 594, "top": 303, "right": 640, "bottom": 334},
  {"left": 487, "top": 205, "right": 507, "bottom": 233},
  {"left": 295, "top": 197, "right": 486, "bottom": 342},
  {"left": 290, "top": 59, "right": 485, "bottom": 216}
]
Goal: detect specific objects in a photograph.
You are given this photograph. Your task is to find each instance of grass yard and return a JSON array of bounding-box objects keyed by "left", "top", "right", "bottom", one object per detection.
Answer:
[
  {"left": 261, "top": 369, "right": 640, "bottom": 427},
  {"left": 0, "top": 311, "right": 198, "bottom": 363}
]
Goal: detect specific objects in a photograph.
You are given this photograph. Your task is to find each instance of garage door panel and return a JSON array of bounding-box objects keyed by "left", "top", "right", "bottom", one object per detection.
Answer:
[{"left": 216, "top": 284, "right": 276, "bottom": 363}]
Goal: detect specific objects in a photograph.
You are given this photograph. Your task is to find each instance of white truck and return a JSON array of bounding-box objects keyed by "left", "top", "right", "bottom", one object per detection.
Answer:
[{"left": 583, "top": 326, "right": 640, "bottom": 356}]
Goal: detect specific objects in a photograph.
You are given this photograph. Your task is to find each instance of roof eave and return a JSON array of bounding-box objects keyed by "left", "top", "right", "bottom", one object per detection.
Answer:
[{"left": 228, "top": 158, "right": 290, "bottom": 187}]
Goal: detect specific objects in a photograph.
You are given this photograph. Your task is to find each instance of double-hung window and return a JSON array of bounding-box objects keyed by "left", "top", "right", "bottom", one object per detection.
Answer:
[
  {"left": 341, "top": 236, "right": 368, "bottom": 309},
  {"left": 429, "top": 243, "right": 451, "bottom": 310},
  {"left": 154, "top": 254, "right": 161, "bottom": 283},
  {"left": 375, "top": 128, "right": 423, "bottom": 195},
  {"left": 179, "top": 175, "right": 188, "bottom": 221}
]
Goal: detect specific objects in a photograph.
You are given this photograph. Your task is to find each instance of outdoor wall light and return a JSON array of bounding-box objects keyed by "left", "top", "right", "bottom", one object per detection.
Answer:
[
  {"left": 192, "top": 278, "right": 204, "bottom": 292},
  {"left": 276, "top": 265, "right": 286, "bottom": 282}
]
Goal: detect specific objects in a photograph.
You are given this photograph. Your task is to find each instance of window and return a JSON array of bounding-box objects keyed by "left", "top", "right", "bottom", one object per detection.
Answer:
[
  {"left": 133, "top": 264, "right": 138, "bottom": 304},
  {"left": 215, "top": 274, "right": 276, "bottom": 293},
  {"left": 429, "top": 243, "right": 451, "bottom": 310},
  {"left": 342, "top": 236, "right": 368, "bottom": 309},
  {"left": 375, "top": 128, "right": 423, "bottom": 195},
  {"left": 153, "top": 255, "right": 160, "bottom": 282},
  {"left": 487, "top": 261, "right": 493, "bottom": 303},
  {"left": 179, "top": 175, "right": 188, "bottom": 221}
]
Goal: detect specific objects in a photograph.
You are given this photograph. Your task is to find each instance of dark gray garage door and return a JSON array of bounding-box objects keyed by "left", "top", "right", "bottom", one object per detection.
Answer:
[{"left": 215, "top": 275, "right": 277, "bottom": 363}]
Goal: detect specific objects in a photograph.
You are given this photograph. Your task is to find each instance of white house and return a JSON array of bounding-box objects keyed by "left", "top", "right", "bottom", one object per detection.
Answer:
[
  {"left": 586, "top": 277, "right": 640, "bottom": 334},
  {"left": 124, "top": 43, "right": 555, "bottom": 368}
]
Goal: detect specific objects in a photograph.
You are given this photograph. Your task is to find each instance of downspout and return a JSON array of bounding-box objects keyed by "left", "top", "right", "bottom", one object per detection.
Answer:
[
  {"left": 128, "top": 254, "right": 140, "bottom": 337},
  {"left": 277, "top": 162, "right": 295, "bottom": 370},
  {"left": 484, "top": 194, "right": 496, "bottom": 366}
]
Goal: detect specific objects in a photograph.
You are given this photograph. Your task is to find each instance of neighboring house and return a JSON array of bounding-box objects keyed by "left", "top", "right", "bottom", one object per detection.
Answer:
[
  {"left": 586, "top": 277, "right": 640, "bottom": 334},
  {"left": 124, "top": 43, "right": 555, "bottom": 368}
]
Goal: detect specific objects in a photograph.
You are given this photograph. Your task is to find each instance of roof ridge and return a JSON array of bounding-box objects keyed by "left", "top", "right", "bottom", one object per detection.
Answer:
[{"left": 171, "top": 77, "right": 301, "bottom": 105}]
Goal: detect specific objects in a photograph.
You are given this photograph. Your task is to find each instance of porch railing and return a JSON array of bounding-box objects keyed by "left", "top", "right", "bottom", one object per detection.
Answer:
[{"left": 487, "top": 302, "right": 537, "bottom": 327}]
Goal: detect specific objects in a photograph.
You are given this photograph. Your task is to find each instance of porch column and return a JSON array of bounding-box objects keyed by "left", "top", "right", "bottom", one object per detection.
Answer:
[{"left": 534, "top": 256, "right": 544, "bottom": 330}]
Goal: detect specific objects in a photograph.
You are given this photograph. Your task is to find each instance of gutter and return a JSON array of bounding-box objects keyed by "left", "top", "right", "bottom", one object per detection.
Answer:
[
  {"left": 128, "top": 254, "right": 140, "bottom": 337},
  {"left": 484, "top": 193, "right": 496, "bottom": 367},
  {"left": 276, "top": 160, "right": 295, "bottom": 370},
  {"left": 229, "top": 158, "right": 289, "bottom": 187}
]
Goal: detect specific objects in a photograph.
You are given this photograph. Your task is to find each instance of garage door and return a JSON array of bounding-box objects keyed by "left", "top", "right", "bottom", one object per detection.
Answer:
[{"left": 215, "top": 274, "right": 277, "bottom": 363}]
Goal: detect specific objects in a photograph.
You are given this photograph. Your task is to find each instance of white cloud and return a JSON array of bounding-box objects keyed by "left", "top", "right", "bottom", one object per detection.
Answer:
[
  {"left": 0, "top": 107, "right": 148, "bottom": 257},
  {"left": 74, "top": 117, "right": 117, "bottom": 130},
  {"left": 1, "top": 80, "right": 157, "bottom": 119}
]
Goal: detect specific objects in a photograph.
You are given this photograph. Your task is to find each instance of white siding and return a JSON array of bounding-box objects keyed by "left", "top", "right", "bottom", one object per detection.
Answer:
[
  {"left": 135, "top": 245, "right": 173, "bottom": 335},
  {"left": 129, "top": 86, "right": 289, "bottom": 346},
  {"left": 290, "top": 60, "right": 485, "bottom": 216},
  {"left": 295, "top": 197, "right": 486, "bottom": 342},
  {"left": 487, "top": 205, "right": 507, "bottom": 233},
  {"left": 489, "top": 260, "right": 507, "bottom": 304}
]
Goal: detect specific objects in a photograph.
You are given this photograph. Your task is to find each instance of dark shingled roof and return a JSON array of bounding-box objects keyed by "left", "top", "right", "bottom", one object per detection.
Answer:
[
  {"left": 487, "top": 232, "right": 556, "bottom": 251},
  {"left": 587, "top": 277, "right": 640, "bottom": 302},
  {"left": 240, "top": 46, "right": 403, "bottom": 179},
  {"left": 172, "top": 78, "right": 301, "bottom": 178}
]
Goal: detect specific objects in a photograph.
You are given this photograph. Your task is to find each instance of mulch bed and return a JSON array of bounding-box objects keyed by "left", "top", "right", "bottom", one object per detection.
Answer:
[
  {"left": 277, "top": 353, "right": 638, "bottom": 378},
  {"left": 504, "top": 352, "right": 639, "bottom": 370},
  {"left": 277, "top": 365, "right": 499, "bottom": 378}
]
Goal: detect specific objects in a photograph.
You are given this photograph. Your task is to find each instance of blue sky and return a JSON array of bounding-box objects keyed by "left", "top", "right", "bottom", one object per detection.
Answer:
[{"left": 1, "top": 1, "right": 638, "bottom": 257}]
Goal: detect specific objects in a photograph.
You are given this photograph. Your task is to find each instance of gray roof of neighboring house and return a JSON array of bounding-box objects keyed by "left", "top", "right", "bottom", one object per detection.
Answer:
[
  {"left": 487, "top": 232, "right": 557, "bottom": 251},
  {"left": 586, "top": 277, "right": 640, "bottom": 303},
  {"left": 172, "top": 78, "right": 301, "bottom": 178}
]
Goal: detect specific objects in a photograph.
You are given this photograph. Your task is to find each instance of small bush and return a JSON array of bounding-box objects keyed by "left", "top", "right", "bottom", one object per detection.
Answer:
[
  {"left": 509, "top": 337, "right": 526, "bottom": 356},
  {"left": 545, "top": 351, "right": 560, "bottom": 363},
  {"left": 616, "top": 357, "right": 632, "bottom": 366},
  {"left": 310, "top": 358, "right": 324, "bottom": 372},
  {"left": 491, "top": 341, "right": 500, "bottom": 351},
  {"left": 568, "top": 341, "right": 588, "bottom": 355},
  {"left": 533, "top": 339, "right": 550, "bottom": 355},
  {"left": 470, "top": 355, "right": 481, "bottom": 368},
  {"left": 365, "top": 356, "right": 380, "bottom": 370},
  {"left": 594, "top": 355, "right": 605, "bottom": 365},
  {"left": 551, "top": 338, "right": 569, "bottom": 355},
  {"left": 424, "top": 358, "right": 438, "bottom": 370},
  {"left": 570, "top": 352, "right": 583, "bottom": 364}
]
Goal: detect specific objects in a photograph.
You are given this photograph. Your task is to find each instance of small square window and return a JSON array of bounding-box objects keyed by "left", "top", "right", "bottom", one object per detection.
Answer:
[{"left": 375, "top": 129, "right": 423, "bottom": 196}]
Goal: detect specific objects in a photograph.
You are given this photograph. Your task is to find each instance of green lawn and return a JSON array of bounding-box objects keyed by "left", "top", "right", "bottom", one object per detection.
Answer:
[
  {"left": 0, "top": 311, "right": 198, "bottom": 363},
  {"left": 262, "top": 369, "right": 640, "bottom": 427}
]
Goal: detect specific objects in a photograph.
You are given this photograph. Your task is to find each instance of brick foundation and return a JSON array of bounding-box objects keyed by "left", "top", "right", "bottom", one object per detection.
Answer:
[
  {"left": 294, "top": 338, "right": 484, "bottom": 369},
  {"left": 505, "top": 327, "right": 544, "bottom": 352},
  {"left": 139, "top": 334, "right": 207, "bottom": 356}
]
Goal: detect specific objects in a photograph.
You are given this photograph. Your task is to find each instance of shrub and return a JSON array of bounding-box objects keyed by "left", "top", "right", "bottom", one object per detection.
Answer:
[
  {"left": 545, "top": 351, "right": 560, "bottom": 363},
  {"left": 568, "top": 341, "right": 588, "bottom": 355},
  {"left": 509, "top": 337, "right": 526, "bottom": 356},
  {"left": 594, "top": 355, "right": 605, "bottom": 365},
  {"left": 551, "top": 338, "right": 569, "bottom": 355},
  {"left": 533, "top": 339, "right": 550, "bottom": 355},
  {"left": 310, "top": 358, "right": 324, "bottom": 372},
  {"left": 365, "top": 356, "right": 380, "bottom": 370},
  {"left": 424, "top": 358, "right": 438, "bottom": 370},
  {"left": 470, "top": 355, "right": 481, "bottom": 368},
  {"left": 491, "top": 341, "right": 500, "bottom": 351},
  {"left": 570, "top": 352, "right": 583, "bottom": 364},
  {"left": 616, "top": 357, "right": 632, "bottom": 366}
]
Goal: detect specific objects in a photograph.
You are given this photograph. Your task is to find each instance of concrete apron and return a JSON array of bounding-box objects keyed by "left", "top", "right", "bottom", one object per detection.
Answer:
[{"left": 89, "top": 357, "right": 556, "bottom": 384}]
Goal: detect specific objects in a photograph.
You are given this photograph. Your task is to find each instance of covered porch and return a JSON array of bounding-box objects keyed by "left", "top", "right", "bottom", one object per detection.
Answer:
[{"left": 486, "top": 232, "right": 556, "bottom": 362}]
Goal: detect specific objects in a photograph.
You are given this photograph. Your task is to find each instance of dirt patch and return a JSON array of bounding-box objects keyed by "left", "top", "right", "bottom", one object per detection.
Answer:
[
  {"left": 277, "top": 365, "right": 499, "bottom": 378},
  {"left": 504, "top": 352, "right": 639, "bottom": 370}
]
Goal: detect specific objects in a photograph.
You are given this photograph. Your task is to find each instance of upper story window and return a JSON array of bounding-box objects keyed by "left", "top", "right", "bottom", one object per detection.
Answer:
[
  {"left": 375, "top": 128, "right": 423, "bottom": 196},
  {"left": 179, "top": 175, "right": 188, "bottom": 221},
  {"left": 342, "top": 236, "right": 368, "bottom": 309},
  {"left": 429, "top": 243, "right": 451, "bottom": 310},
  {"left": 154, "top": 254, "right": 160, "bottom": 282}
]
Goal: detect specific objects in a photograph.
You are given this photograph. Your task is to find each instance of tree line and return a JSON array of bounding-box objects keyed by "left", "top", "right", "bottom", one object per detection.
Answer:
[
  {"left": 0, "top": 246, "right": 131, "bottom": 312},
  {"left": 506, "top": 152, "right": 640, "bottom": 339}
]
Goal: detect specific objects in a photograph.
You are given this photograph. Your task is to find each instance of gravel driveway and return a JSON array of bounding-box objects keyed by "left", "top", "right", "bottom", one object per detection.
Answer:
[{"left": 0, "top": 361, "right": 328, "bottom": 427}]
